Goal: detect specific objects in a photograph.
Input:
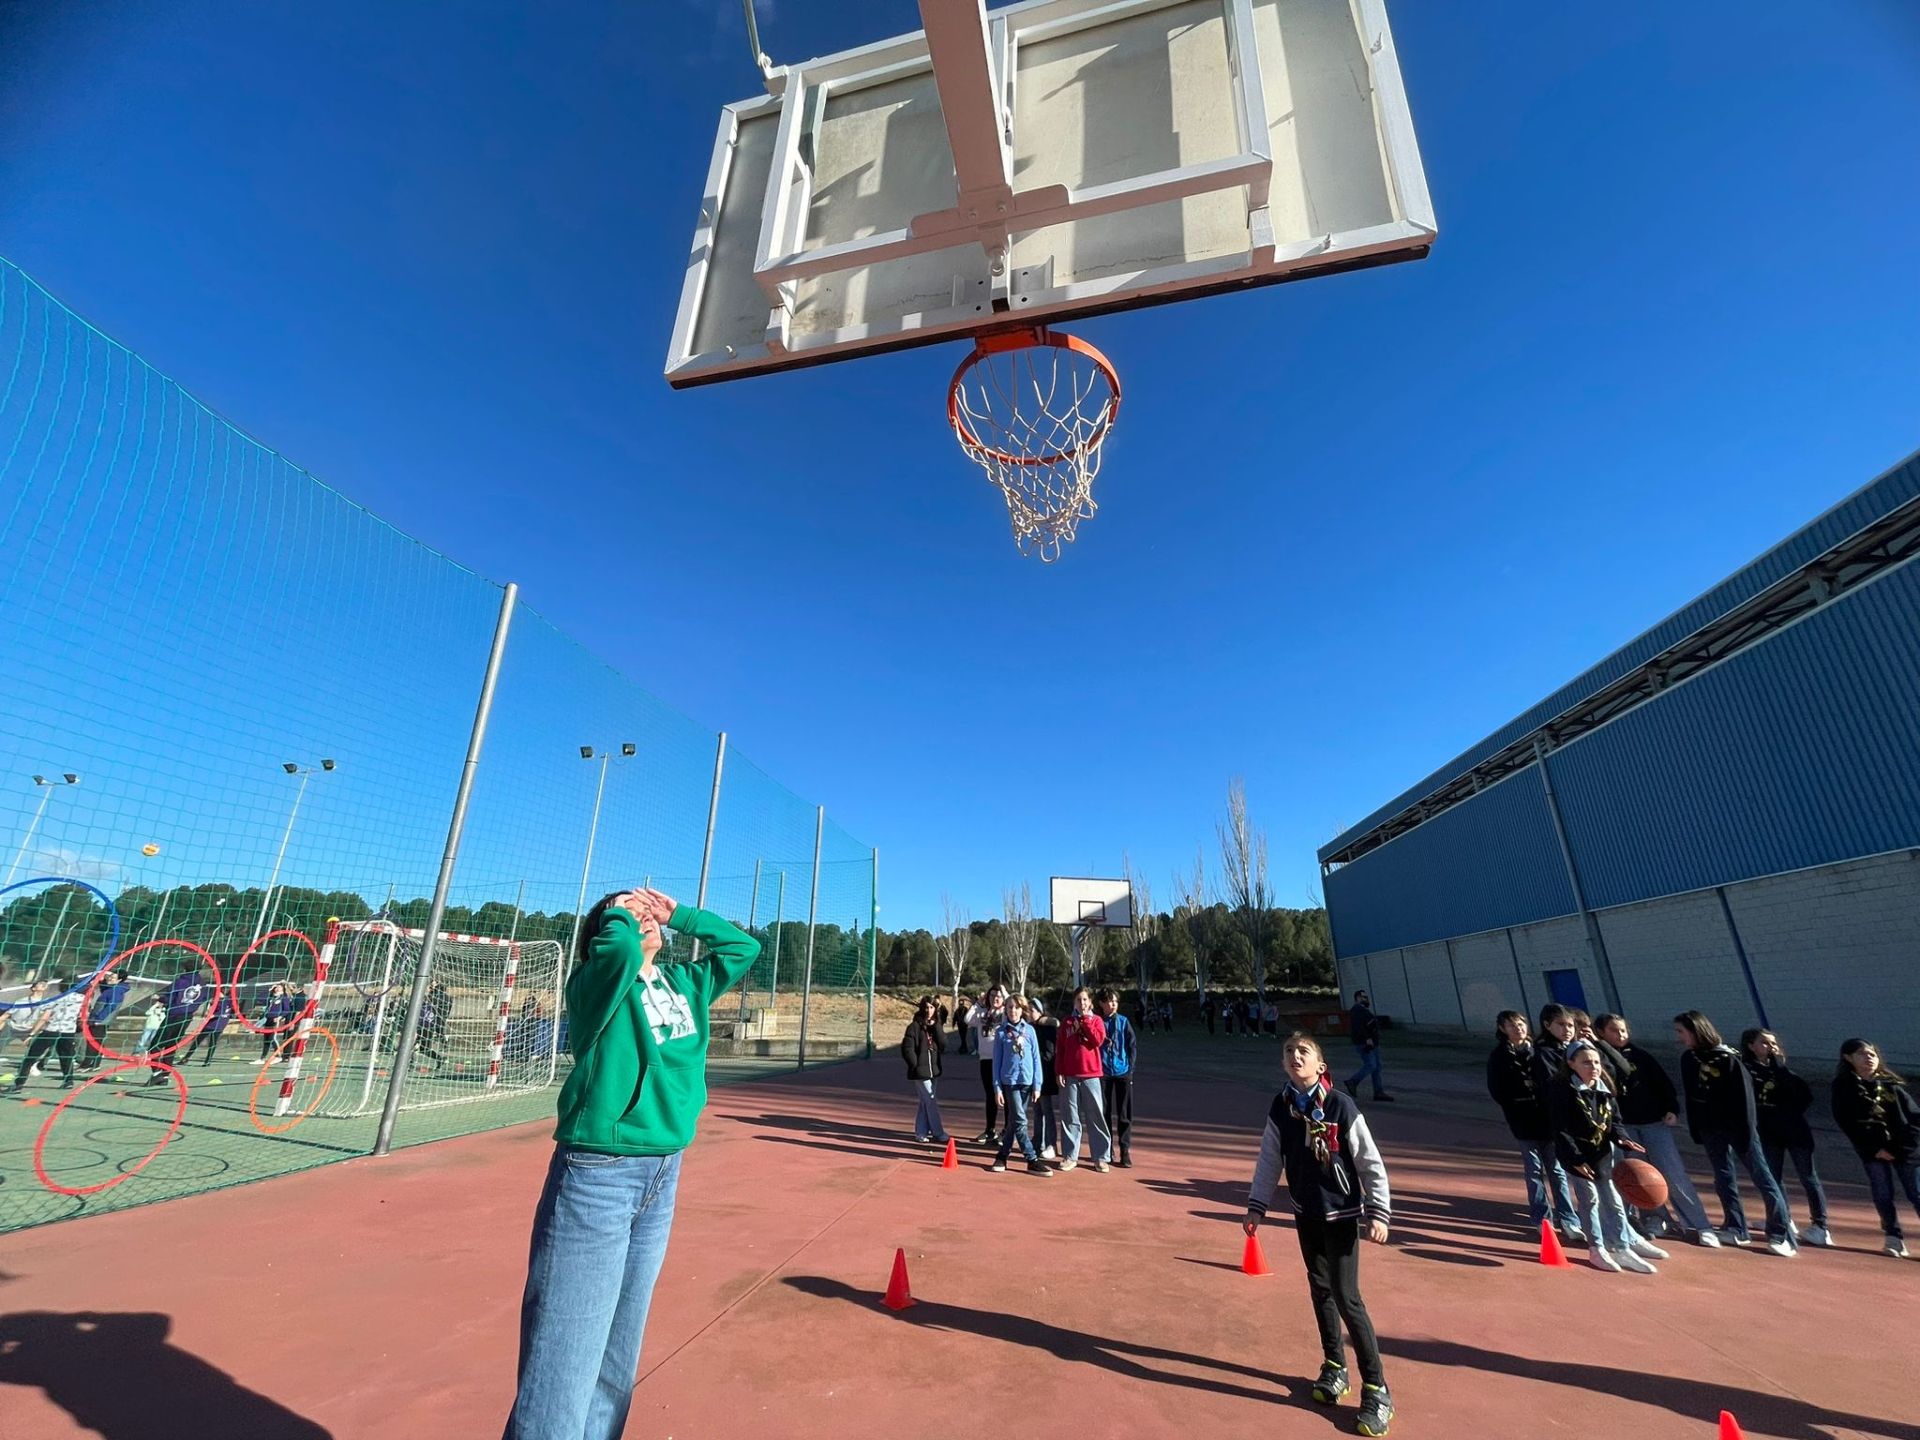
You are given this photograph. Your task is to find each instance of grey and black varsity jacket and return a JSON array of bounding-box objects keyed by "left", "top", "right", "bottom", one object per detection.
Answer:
[{"left": 1247, "top": 1078, "right": 1391, "bottom": 1225}]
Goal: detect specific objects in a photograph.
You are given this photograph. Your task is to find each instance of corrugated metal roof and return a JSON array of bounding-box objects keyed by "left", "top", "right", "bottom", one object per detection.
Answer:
[{"left": 1322, "top": 446, "right": 1920, "bottom": 861}]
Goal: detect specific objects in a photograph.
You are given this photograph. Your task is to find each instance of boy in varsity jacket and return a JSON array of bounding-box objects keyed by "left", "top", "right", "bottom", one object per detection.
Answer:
[{"left": 1245, "top": 1032, "right": 1394, "bottom": 1437}]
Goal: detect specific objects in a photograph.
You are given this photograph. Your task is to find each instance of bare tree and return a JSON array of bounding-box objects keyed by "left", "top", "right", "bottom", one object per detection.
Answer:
[
  {"left": 937, "top": 894, "right": 972, "bottom": 1015},
  {"left": 1177, "top": 846, "right": 1211, "bottom": 1002},
  {"left": 1218, "top": 777, "right": 1273, "bottom": 1002},
  {"left": 1122, "top": 858, "right": 1160, "bottom": 1003},
  {"left": 1001, "top": 884, "right": 1040, "bottom": 999}
]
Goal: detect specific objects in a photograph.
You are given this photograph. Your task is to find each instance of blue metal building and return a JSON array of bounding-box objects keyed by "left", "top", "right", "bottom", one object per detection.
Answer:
[{"left": 1320, "top": 448, "right": 1920, "bottom": 1062}]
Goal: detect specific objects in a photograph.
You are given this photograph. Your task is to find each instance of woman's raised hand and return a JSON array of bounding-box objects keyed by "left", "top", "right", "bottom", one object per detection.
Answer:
[{"left": 633, "top": 888, "right": 678, "bottom": 924}]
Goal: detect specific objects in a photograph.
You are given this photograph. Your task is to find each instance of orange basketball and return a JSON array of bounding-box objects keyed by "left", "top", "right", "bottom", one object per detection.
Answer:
[{"left": 1614, "top": 1157, "right": 1668, "bottom": 1210}]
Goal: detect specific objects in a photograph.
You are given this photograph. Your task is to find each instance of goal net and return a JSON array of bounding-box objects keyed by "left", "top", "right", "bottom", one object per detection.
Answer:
[{"left": 308, "top": 920, "right": 565, "bottom": 1117}]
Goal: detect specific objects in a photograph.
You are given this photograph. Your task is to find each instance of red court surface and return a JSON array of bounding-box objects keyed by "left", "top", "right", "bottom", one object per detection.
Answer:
[{"left": 3, "top": 1034, "right": 1916, "bottom": 1439}]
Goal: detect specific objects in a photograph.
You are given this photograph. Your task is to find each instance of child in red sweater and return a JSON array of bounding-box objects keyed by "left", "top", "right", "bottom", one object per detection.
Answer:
[{"left": 1054, "top": 987, "right": 1111, "bottom": 1171}]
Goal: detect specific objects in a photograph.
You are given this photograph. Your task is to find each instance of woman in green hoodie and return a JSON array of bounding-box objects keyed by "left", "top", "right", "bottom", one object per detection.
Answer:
[{"left": 504, "top": 886, "right": 760, "bottom": 1440}]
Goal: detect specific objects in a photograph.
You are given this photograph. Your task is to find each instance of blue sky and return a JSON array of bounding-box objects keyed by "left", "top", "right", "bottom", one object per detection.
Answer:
[{"left": 2, "top": 0, "right": 1916, "bottom": 931}]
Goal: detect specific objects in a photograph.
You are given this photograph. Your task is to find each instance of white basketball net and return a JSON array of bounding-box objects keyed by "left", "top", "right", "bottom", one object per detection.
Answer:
[{"left": 949, "top": 333, "right": 1119, "bottom": 562}]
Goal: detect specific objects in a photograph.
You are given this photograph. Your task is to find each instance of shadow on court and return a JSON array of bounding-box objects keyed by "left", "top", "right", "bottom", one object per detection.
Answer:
[{"left": 0, "top": 1310, "right": 331, "bottom": 1439}]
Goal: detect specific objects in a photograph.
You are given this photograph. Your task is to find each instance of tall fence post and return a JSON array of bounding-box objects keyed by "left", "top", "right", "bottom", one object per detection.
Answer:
[
  {"left": 865, "top": 847, "right": 878, "bottom": 1059},
  {"left": 373, "top": 581, "right": 517, "bottom": 1157},
  {"left": 691, "top": 732, "right": 726, "bottom": 964},
  {"left": 768, "top": 867, "right": 786, "bottom": 1024},
  {"left": 797, "top": 806, "right": 823, "bottom": 1069},
  {"left": 738, "top": 857, "right": 762, "bottom": 1020}
]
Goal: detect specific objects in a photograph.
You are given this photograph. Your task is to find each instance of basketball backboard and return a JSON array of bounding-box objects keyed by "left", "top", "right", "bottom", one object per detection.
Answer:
[
  {"left": 1050, "top": 876, "right": 1135, "bottom": 929},
  {"left": 666, "top": 0, "right": 1435, "bottom": 388}
]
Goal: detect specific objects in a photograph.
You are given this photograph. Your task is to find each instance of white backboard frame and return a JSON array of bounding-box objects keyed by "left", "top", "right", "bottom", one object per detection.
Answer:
[
  {"left": 1050, "top": 876, "right": 1135, "bottom": 929},
  {"left": 667, "top": 0, "right": 1436, "bottom": 387}
]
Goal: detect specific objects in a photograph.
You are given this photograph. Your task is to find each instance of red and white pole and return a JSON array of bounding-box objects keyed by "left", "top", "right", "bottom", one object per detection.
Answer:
[
  {"left": 275, "top": 919, "right": 337, "bottom": 1118},
  {"left": 486, "top": 942, "right": 520, "bottom": 1089}
]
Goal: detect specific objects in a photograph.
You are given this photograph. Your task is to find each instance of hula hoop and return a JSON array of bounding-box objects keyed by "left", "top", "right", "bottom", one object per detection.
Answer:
[
  {"left": 248, "top": 1025, "right": 338, "bottom": 1135},
  {"left": 228, "top": 927, "right": 321, "bottom": 1036},
  {"left": 0, "top": 877, "right": 121, "bottom": 1012},
  {"left": 33, "top": 1060, "right": 187, "bottom": 1196},
  {"left": 80, "top": 940, "right": 223, "bottom": 1064}
]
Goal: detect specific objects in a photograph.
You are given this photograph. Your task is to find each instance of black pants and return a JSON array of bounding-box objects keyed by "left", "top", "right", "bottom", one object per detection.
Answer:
[
  {"left": 978, "top": 1059, "right": 999, "bottom": 1133},
  {"left": 13, "top": 1032, "right": 76, "bottom": 1085},
  {"left": 1102, "top": 1075, "right": 1133, "bottom": 1156},
  {"left": 1294, "top": 1211, "right": 1384, "bottom": 1388},
  {"left": 180, "top": 1025, "right": 225, "bottom": 1065}
]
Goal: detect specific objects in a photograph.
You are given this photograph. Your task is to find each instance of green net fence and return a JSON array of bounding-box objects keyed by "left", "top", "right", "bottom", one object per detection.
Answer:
[{"left": 0, "top": 258, "right": 874, "bottom": 1232}]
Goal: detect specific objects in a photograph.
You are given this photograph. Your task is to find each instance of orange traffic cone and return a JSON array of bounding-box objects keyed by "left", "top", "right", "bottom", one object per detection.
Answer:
[
  {"left": 882, "top": 1248, "right": 916, "bottom": 1310},
  {"left": 1241, "top": 1232, "right": 1272, "bottom": 1276},
  {"left": 1717, "top": 1413, "right": 1744, "bottom": 1440},
  {"left": 940, "top": 1138, "right": 958, "bottom": 1170},
  {"left": 1539, "top": 1219, "right": 1572, "bottom": 1268}
]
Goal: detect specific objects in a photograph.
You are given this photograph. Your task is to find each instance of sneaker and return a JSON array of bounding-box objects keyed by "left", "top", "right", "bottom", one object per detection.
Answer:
[
  {"left": 1613, "top": 1249, "right": 1657, "bottom": 1274},
  {"left": 989, "top": 1160, "right": 1008, "bottom": 1173},
  {"left": 1885, "top": 1236, "right": 1909, "bottom": 1258},
  {"left": 1095, "top": 1161, "right": 1111, "bottom": 1173},
  {"left": 1310, "top": 1362, "right": 1350, "bottom": 1405},
  {"left": 1026, "top": 1160, "right": 1053, "bottom": 1176},
  {"left": 250, "top": 1058, "right": 268, "bottom": 1067},
  {"left": 1589, "top": 1248, "right": 1622, "bottom": 1273},
  {"left": 1628, "top": 1237, "right": 1669, "bottom": 1261},
  {"left": 1118, "top": 1152, "right": 1133, "bottom": 1169},
  {"left": 1693, "top": 1230, "right": 1722, "bottom": 1248},
  {"left": 28, "top": 1063, "right": 42, "bottom": 1077},
  {"left": 1765, "top": 1236, "right": 1797, "bottom": 1258},
  {"left": 1355, "top": 1383, "right": 1394, "bottom": 1436},
  {"left": 972, "top": 1131, "right": 994, "bottom": 1144},
  {"left": 1057, "top": 1158, "right": 1079, "bottom": 1172},
  {"left": 1716, "top": 1228, "right": 1751, "bottom": 1246},
  {"left": 1041, "top": 1145, "right": 1057, "bottom": 1160},
  {"left": 1802, "top": 1224, "right": 1833, "bottom": 1248}
]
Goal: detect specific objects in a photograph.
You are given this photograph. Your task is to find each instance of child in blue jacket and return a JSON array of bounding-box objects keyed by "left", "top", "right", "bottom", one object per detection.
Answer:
[
  {"left": 1098, "top": 988, "right": 1138, "bottom": 1168},
  {"left": 990, "top": 999, "right": 1053, "bottom": 1176}
]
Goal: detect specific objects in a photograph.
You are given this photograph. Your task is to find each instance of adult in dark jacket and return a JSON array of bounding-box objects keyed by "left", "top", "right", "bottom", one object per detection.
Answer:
[
  {"left": 1029, "top": 998, "right": 1062, "bottom": 1158},
  {"left": 1485, "top": 1011, "right": 1579, "bottom": 1238},
  {"left": 900, "top": 997, "right": 949, "bottom": 1145},
  {"left": 1831, "top": 1038, "right": 1920, "bottom": 1257},
  {"left": 1548, "top": 1041, "right": 1661, "bottom": 1273},
  {"left": 1674, "top": 1010, "right": 1794, "bottom": 1254},
  {"left": 1741, "top": 1027, "right": 1830, "bottom": 1247},
  {"left": 1344, "top": 990, "right": 1393, "bottom": 1102},
  {"left": 1595, "top": 1014, "right": 1717, "bottom": 1246}
]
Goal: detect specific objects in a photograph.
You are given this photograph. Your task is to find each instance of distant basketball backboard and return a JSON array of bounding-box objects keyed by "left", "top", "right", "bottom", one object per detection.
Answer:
[
  {"left": 667, "top": 0, "right": 1435, "bottom": 389},
  {"left": 1050, "top": 876, "right": 1135, "bottom": 929}
]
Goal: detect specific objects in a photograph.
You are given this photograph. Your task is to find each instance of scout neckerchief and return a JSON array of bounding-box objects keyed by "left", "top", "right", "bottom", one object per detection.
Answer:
[{"left": 1286, "top": 1075, "right": 1341, "bottom": 1169}]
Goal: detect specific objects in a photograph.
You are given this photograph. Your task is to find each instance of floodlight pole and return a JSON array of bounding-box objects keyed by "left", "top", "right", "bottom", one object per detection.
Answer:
[
  {"left": 691, "top": 732, "right": 726, "bottom": 964},
  {"left": 865, "top": 848, "right": 878, "bottom": 1059},
  {"left": 796, "top": 807, "right": 823, "bottom": 1069},
  {"left": 738, "top": 857, "right": 762, "bottom": 1021},
  {"left": 372, "top": 581, "right": 516, "bottom": 1157},
  {"left": 7, "top": 773, "right": 78, "bottom": 885},
  {"left": 767, "top": 868, "right": 786, "bottom": 1014}
]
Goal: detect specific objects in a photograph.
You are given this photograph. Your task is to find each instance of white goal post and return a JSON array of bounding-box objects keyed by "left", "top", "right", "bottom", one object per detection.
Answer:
[{"left": 312, "top": 919, "right": 566, "bottom": 1117}]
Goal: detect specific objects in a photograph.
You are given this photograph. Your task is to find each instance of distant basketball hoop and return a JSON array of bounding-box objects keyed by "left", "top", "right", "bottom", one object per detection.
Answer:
[{"left": 947, "top": 328, "right": 1120, "bottom": 562}]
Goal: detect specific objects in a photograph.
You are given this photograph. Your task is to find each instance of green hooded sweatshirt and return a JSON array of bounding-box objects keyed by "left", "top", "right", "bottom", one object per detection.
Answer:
[{"left": 553, "top": 903, "right": 760, "bottom": 1155}]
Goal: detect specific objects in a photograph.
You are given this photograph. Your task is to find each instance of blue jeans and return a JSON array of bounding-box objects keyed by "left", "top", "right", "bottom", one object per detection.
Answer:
[
  {"left": 1701, "top": 1130, "right": 1790, "bottom": 1242},
  {"left": 1863, "top": 1156, "right": 1920, "bottom": 1239},
  {"left": 1062, "top": 1076, "right": 1110, "bottom": 1163},
  {"left": 1347, "top": 1045, "right": 1385, "bottom": 1097},
  {"left": 995, "top": 1085, "right": 1040, "bottom": 1163},
  {"left": 912, "top": 1078, "right": 948, "bottom": 1141},
  {"left": 505, "top": 1146, "right": 683, "bottom": 1440},
  {"left": 1623, "top": 1121, "right": 1713, "bottom": 1234},
  {"left": 1760, "top": 1136, "right": 1827, "bottom": 1228},
  {"left": 1517, "top": 1139, "right": 1579, "bottom": 1231},
  {"left": 1568, "top": 1155, "right": 1638, "bottom": 1253}
]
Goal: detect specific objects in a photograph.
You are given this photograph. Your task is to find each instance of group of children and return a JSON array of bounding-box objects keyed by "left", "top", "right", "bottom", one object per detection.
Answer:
[
  {"left": 901, "top": 983, "right": 1139, "bottom": 1175},
  {"left": 1489, "top": 1001, "right": 1920, "bottom": 1266}
]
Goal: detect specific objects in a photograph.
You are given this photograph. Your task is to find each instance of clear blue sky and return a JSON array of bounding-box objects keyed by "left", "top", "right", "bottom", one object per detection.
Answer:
[{"left": 2, "top": 0, "right": 1915, "bottom": 931}]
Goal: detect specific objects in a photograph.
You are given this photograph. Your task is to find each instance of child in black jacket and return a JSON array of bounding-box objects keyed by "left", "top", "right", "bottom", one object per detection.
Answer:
[
  {"left": 1741, "top": 1028, "right": 1830, "bottom": 1248},
  {"left": 1246, "top": 1033, "right": 1395, "bottom": 1437},
  {"left": 1549, "top": 1041, "right": 1663, "bottom": 1274},
  {"left": 901, "top": 997, "right": 950, "bottom": 1145},
  {"left": 1674, "top": 1010, "right": 1794, "bottom": 1255},
  {"left": 1595, "top": 1014, "right": 1718, "bottom": 1246},
  {"left": 1486, "top": 1010, "right": 1580, "bottom": 1240},
  {"left": 1831, "top": 1038, "right": 1920, "bottom": 1259}
]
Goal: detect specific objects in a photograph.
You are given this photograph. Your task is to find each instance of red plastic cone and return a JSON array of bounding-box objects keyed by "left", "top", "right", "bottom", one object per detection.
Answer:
[
  {"left": 940, "top": 1138, "right": 957, "bottom": 1169},
  {"left": 1717, "top": 1413, "right": 1744, "bottom": 1440},
  {"left": 1241, "top": 1232, "right": 1272, "bottom": 1276},
  {"left": 882, "top": 1248, "right": 915, "bottom": 1310},
  {"left": 1539, "top": 1219, "right": 1571, "bottom": 1268}
]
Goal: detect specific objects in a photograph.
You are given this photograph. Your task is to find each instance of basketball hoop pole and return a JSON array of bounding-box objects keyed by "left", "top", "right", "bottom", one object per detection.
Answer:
[{"left": 1071, "top": 924, "right": 1084, "bottom": 989}]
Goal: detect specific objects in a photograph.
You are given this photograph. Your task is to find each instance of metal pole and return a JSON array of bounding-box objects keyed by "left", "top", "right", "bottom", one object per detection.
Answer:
[
  {"left": 147, "top": 888, "right": 173, "bottom": 948},
  {"left": 738, "top": 858, "right": 762, "bottom": 1021},
  {"left": 865, "top": 847, "right": 878, "bottom": 1059},
  {"left": 507, "top": 877, "right": 526, "bottom": 945},
  {"left": 251, "top": 769, "right": 312, "bottom": 948},
  {"left": 796, "top": 807, "right": 823, "bottom": 1069},
  {"left": 373, "top": 581, "right": 517, "bottom": 1156},
  {"left": 1071, "top": 925, "right": 1083, "bottom": 989},
  {"left": 690, "top": 731, "right": 726, "bottom": 965},
  {"left": 1532, "top": 740, "right": 1625, "bottom": 1014},
  {"left": 768, "top": 868, "right": 785, "bottom": 1013},
  {"left": 5, "top": 786, "right": 55, "bottom": 885},
  {"left": 565, "top": 753, "right": 613, "bottom": 965},
  {"left": 35, "top": 888, "right": 76, "bottom": 981}
]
